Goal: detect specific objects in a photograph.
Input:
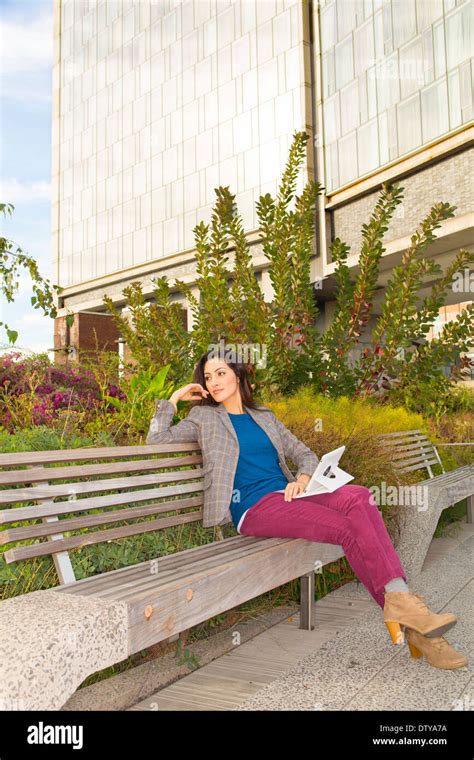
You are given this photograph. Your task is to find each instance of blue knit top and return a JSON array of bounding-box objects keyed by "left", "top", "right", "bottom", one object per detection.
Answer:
[{"left": 227, "top": 412, "right": 289, "bottom": 531}]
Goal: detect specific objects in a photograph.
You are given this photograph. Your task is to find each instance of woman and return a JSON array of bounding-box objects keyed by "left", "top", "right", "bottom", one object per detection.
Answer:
[{"left": 147, "top": 351, "right": 467, "bottom": 670}]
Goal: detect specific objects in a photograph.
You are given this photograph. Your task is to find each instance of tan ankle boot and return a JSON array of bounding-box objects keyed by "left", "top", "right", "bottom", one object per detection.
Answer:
[
  {"left": 405, "top": 628, "right": 468, "bottom": 670},
  {"left": 383, "top": 591, "right": 457, "bottom": 644}
]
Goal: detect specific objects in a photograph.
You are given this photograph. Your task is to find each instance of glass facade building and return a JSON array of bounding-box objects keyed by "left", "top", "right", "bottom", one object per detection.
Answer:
[{"left": 52, "top": 0, "right": 473, "bottom": 380}]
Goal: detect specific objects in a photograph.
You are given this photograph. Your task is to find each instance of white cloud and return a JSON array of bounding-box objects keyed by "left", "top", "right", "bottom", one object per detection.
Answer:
[
  {"left": 0, "top": 7, "right": 53, "bottom": 75},
  {"left": 0, "top": 4, "right": 53, "bottom": 103},
  {"left": 0, "top": 177, "right": 52, "bottom": 203},
  {"left": 0, "top": 304, "right": 54, "bottom": 356}
]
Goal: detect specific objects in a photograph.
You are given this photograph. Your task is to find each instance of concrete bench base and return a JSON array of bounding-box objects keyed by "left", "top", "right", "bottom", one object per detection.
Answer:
[
  {"left": 394, "top": 472, "right": 474, "bottom": 578},
  {"left": 0, "top": 589, "right": 128, "bottom": 710}
]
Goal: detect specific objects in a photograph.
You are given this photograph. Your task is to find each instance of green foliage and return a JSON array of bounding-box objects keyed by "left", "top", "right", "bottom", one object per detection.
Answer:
[
  {"left": 255, "top": 134, "right": 324, "bottom": 393},
  {"left": 103, "top": 277, "right": 192, "bottom": 381},
  {"left": 0, "top": 203, "right": 74, "bottom": 344},
  {"left": 321, "top": 183, "right": 405, "bottom": 396},
  {"left": 0, "top": 424, "right": 99, "bottom": 452},
  {"left": 103, "top": 131, "right": 324, "bottom": 395},
  {"left": 174, "top": 638, "right": 201, "bottom": 670},
  {"left": 101, "top": 363, "right": 179, "bottom": 443},
  {"left": 265, "top": 384, "right": 427, "bottom": 438},
  {"left": 100, "top": 131, "right": 473, "bottom": 412}
]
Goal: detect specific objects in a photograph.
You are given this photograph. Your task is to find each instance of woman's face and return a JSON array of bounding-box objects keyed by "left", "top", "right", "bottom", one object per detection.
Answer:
[{"left": 203, "top": 359, "right": 240, "bottom": 403}]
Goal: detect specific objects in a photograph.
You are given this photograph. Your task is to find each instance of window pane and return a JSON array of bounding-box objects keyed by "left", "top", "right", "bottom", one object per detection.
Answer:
[
  {"left": 448, "top": 68, "right": 462, "bottom": 127},
  {"left": 364, "top": 0, "right": 373, "bottom": 20},
  {"left": 325, "top": 141, "right": 339, "bottom": 191},
  {"left": 392, "top": 0, "right": 417, "bottom": 48},
  {"left": 367, "top": 64, "right": 377, "bottom": 117},
  {"left": 399, "top": 36, "right": 424, "bottom": 99},
  {"left": 397, "top": 93, "right": 422, "bottom": 154},
  {"left": 446, "top": 4, "right": 472, "bottom": 70},
  {"left": 335, "top": 34, "right": 354, "bottom": 89},
  {"left": 387, "top": 105, "right": 398, "bottom": 159},
  {"left": 416, "top": 0, "right": 444, "bottom": 31},
  {"left": 378, "top": 110, "right": 389, "bottom": 164},
  {"left": 421, "top": 77, "right": 449, "bottom": 141},
  {"left": 357, "top": 118, "right": 379, "bottom": 174},
  {"left": 383, "top": 0, "right": 393, "bottom": 54},
  {"left": 354, "top": 18, "right": 375, "bottom": 76},
  {"left": 337, "top": 0, "right": 357, "bottom": 40},
  {"left": 433, "top": 20, "right": 446, "bottom": 79},
  {"left": 358, "top": 71, "right": 368, "bottom": 122},
  {"left": 375, "top": 52, "right": 400, "bottom": 111},
  {"left": 422, "top": 29, "right": 434, "bottom": 85},
  {"left": 339, "top": 131, "right": 358, "bottom": 184},
  {"left": 323, "top": 93, "right": 341, "bottom": 143},
  {"left": 340, "top": 79, "right": 360, "bottom": 133},
  {"left": 374, "top": 9, "right": 384, "bottom": 60},
  {"left": 321, "top": 2, "right": 336, "bottom": 53},
  {"left": 459, "top": 60, "right": 473, "bottom": 121}
]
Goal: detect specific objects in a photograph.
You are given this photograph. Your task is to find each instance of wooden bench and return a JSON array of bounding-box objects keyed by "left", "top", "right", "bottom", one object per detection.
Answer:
[
  {"left": 1, "top": 430, "right": 471, "bottom": 708},
  {"left": 377, "top": 429, "right": 473, "bottom": 576},
  {"left": 0, "top": 442, "right": 347, "bottom": 709}
]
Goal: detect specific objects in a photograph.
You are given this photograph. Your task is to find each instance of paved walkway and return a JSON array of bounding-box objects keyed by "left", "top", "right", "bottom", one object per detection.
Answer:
[{"left": 129, "top": 522, "right": 473, "bottom": 711}]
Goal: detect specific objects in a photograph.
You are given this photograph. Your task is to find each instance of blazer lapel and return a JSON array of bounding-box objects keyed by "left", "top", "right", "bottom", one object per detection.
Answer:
[{"left": 215, "top": 403, "right": 238, "bottom": 443}]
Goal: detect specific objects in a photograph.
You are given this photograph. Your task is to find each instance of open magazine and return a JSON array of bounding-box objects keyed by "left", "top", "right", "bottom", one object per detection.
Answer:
[{"left": 274, "top": 445, "right": 353, "bottom": 498}]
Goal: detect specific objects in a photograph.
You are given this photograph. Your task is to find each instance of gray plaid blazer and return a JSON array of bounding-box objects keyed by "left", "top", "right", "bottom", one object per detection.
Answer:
[{"left": 146, "top": 398, "right": 320, "bottom": 528}]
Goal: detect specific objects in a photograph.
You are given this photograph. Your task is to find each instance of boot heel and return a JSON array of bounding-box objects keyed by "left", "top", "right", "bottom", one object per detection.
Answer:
[
  {"left": 407, "top": 640, "right": 423, "bottom": 658},
  {"left": 385, "top": 621, "right": 405, "bottom": 645}
]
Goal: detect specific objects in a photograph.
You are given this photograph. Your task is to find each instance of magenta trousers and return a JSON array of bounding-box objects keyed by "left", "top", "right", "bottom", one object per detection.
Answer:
[{"left": 239, "top": 484, "right": 408, "bottom": 609}]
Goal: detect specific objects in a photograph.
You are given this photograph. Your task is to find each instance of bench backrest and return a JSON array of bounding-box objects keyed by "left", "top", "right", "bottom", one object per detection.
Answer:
[
  {"left": 0, "top": 429, "right": 444, "bottom": 585},
  {"left": 0, "top": 443, "right": 210, "bottom": 584},
  {"left": 377, "top": 429, "right": 445, "bottom": 479}
]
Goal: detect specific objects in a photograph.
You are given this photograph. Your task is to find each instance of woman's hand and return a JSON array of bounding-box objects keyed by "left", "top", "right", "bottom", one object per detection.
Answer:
[
  {"left": 283, "top": 473, "right": 310, "bottom": 502},
  {"left": 170, "top": 383, "right": 210, "bottom": 405}
]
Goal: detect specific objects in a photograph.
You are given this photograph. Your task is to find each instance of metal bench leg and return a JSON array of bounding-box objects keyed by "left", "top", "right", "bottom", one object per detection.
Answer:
[
  {"left": 299, "top": 571, "right": 315, "bottom": 630},
  {"left": 467, "top": 495, "right": 473, "bottom": 524}
]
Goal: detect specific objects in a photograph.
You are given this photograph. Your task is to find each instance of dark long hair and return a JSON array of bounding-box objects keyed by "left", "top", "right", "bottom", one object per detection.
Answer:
[{"left": 189, "top": 350, "right": 271, "bottom": 413}]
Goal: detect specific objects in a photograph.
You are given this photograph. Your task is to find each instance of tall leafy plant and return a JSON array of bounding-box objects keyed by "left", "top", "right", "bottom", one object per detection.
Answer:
[{"left": 102, "top": 131, "right": 473, "bottom": 406}]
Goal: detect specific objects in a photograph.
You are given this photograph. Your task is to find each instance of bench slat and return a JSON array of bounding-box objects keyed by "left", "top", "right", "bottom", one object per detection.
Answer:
[
  {"left": 380, "top": 440, "right": 434, "bottom": 454},
  {"left": 378, "top": 429, "right": 424, "bottom": 439},
  {"left": 3, "top": 509, "right": 204, "bottom": 563},
  {"left": 401, "top": 460, "right": 442, "bottom": 473},
  {"left": 0, "top": 467, "right": 209, "bottom": 505},
  {"left": 124, "top": 539, "right": 341, "bottom": 652},
  {"left": 88, "top": 538, "right": 311, "bottom": 602},
  {"left": 1, "top": 495, "right": 205, "bottom": 543},
  {"left": 382, "top": 446, "right": 435, "bottom": 461},
  {"left": 380, "top": 440, "right": 435, "bottom": 454},
  {"left": 0, "top": 442, "right": 200, "bottom": 467},
  {"left": 379, "top": 433, "right": 431, "bottom": 444},
  {"left": 62, "top": 536, "right": 299, "bottom": 600},
  {"left": 392, "top": 454, "right": 440, "bottom": 469},
  {"left": 0, "top": 481, "right": 205, "bottom": 524},
  {"left": 404, "top": 466, "right": 472, "bottom": 488},
  {"left": 0, "top": 454, "right": 204, "bottom": 486},
  {"left": 55, "top": 534, "right": 267, "bottom": 594}
]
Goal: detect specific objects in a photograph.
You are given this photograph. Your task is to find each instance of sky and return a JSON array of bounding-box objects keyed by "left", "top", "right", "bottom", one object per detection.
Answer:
[{"left": 0, "top": 0, "right": 54, "bottom": 357}]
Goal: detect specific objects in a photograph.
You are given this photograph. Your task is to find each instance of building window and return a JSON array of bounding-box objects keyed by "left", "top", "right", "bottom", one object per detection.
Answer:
[
  {"left": 397, "top": 93, "right": 422, "bottom": 154},
  {"left": 421, "top": 76, "right": 449, "bottom": 142},
  {"left": 335, "top": 34, "right": 354, "bottom": 90}
]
